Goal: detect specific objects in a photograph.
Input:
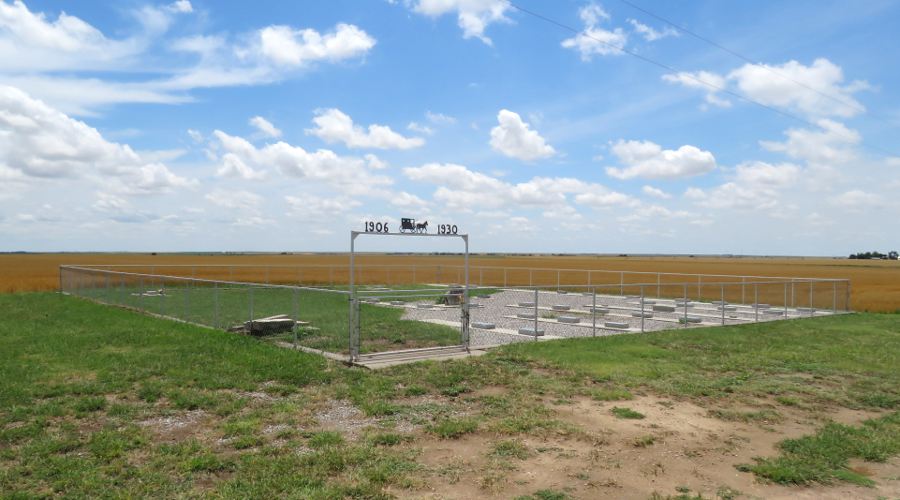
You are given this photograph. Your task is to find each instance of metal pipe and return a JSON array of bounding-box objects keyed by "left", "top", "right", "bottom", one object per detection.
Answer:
[
  {"left": 720, "top": 284, "right": 725, "bottom": 326},
  {"left": 534, "top": 288, "right": 539, "bottom": 341},
  {"left": 592, "top": 287, "right": 596, "bottom": 337},
  {"left": 754, "top": 284, "right": 758, "bottom": 323},
  {"left": 640, "top": 285, "right": 645, "bottom": 333},
  {"left": 683, "top": 283, "right": 688, "bottom": 328}
]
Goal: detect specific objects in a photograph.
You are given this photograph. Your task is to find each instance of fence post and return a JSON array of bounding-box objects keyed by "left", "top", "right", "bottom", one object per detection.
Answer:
[
  {"left": 656, "top": 273, "right": 660, "bottom": 298},
  {"left": 297, "top": 267, "right": 303, "bottom": 285},
  {"left": 138, "top": 276, "right": 143, "bottom": 310},
  {"left": 533, "top": 288, "right": 539, "bottom": 341},
  {"left": 479, "top": 267, "right": 483, "bottom": 287},
  {"left": 845, "top": 280, "right": 851, "bottom": 312},
  {"left": 265, "top": 266, "right": 270, "bottom": 284},
  {"left": 683, "top": 284, "right": 688, "bottom": 328},
  {"left": 640, "top": 285, "right": 645, "bottom": 333},
  {"left": 437, "top": 265, "right": 442, "bottom": 284},
  {"left": 697, "top": 275, "right": 702, "bottom": 301},
  {"left": 783, "top": 282, "right": 788, "bottom": 318},
  {"left": 620, "top": 272, "right": 624, "bottom": 296},
  {"left": 119, "top": 274, "right": 125, "bottom": 306},
  {"left": 292, "top": 287, "right": 299, "bottom": 349},
  {"left": 591, "top": 287, "right": 597, "bottom": 337},
  {"left": 214, "top": 281, "right": 220, "bottom": 329},
  {"left": 329, "top": 267, "right": 334, "bottom": 286},
  {"left": 754, "top": 284, "right": 759, "bottom": 323},
  {"left": 249, "top": 286, "right": 254, "bottom": 331},
  {"left": 413, "top": 265, "right": 417, "bottom": 285},
  {"left": 741, "top": 277, "right": 746, "bottom": 305},
  {"left": 832, "top": 281, "right": 837, "bottom": 314},
  {"left": 720, "top": 284, "right": 725, "bottom": 326},
  {"left": 557, "top": 270, "right": 560, "bottom": 292},
  {"left": 184, "top": 279, "right": 190, "bottom": 322},
  {"left": 529, "top": 269, "right": 533, "bottom": 287},
  {"left": 791, "top": 279, "right": 795, "bottom": 308},
  {"left": 503, "top": 268, "right": 507, "bottom": 287},
  {"left": 588, "top": 270, "right": 593, "bottom": 286},
  {"left": 809, "top": 281, "right": 814, "bottom": 317}
]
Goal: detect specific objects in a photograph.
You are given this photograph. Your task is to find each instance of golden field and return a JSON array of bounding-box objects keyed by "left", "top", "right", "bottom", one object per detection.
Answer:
[{"left": 2, "top": 253, "right": 899, "bottom": 311}]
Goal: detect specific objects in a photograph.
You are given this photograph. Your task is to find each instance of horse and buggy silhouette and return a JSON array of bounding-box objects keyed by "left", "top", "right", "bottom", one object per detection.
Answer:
[{"left": 399, "top": 218, "right": 428, "bottom": 233}]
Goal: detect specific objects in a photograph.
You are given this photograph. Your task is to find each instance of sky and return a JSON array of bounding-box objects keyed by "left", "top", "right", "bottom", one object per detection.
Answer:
[{"left": 1, "top": 0, "right": 898, "bottom": 255}]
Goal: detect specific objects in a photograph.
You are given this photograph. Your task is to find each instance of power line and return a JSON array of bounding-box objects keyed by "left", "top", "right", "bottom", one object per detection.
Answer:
[
  {"left": 614, "top": 0, "right": 867, "bottom": 115},
  {"left": 505, "top": 1, "right": 899, "bottom": 159},
  {"left": 507, "top": 2, "right": 818, "bottom": 126}
]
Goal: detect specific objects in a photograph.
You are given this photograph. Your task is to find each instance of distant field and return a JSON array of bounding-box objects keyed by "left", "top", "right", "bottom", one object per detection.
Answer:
[{"left": 2, "top": 253, "right": 899, "bottom": 311}]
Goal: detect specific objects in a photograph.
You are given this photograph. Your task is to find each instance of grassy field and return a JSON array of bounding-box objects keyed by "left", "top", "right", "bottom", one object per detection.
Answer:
[
  {"left": 3, "top": 253, "right": 899, "bottom": 311},
  {"left": 2, "top": 293, "right": 899, "bottom": 498}
]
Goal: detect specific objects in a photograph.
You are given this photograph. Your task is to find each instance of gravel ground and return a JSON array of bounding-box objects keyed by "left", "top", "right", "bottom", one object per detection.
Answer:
[{"left": 392, "top": 288, "right": 835, "bottom": 349}]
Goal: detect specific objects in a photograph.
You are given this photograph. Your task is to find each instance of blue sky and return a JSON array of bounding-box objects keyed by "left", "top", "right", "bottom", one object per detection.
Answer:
[{"left": 1, "top": 0, "right": 898, "bottom": 255}]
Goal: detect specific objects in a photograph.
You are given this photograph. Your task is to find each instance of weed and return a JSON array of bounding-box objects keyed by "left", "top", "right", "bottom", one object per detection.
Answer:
[
  {"left": 742, "top": 411, "right": 900, "bottom": 486},
  {"left": 490, "top": 439, "right": 531, "bottom": 460},
  {"left": 633, "top": 435, "right": 656, "bottom": 447},
  {"left": 611, "top": 406, "right": 645, "bottom": 419},
  {"left": 429, "top": 417, "right": 478, "bottom": 439}
]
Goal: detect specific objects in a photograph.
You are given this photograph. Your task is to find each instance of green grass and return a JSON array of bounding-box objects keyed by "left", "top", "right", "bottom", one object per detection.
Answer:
[
  {"left": 3, "top": 293, "right": 900, "bottom": 496},
  {"left": 501, "top": 313, "right": 900, "bottom": 407},
  {"left": 611, "top": 406, "right": 645, "bottom": 419},
  {"left": 428, "top": 417, "right": 479, "bottom": 439},
  {"left": 70, "top": 282, "right": 475, "bottom": 354},
  {"left": 741, "top": 411, "right": 900, "bottom": 486}
]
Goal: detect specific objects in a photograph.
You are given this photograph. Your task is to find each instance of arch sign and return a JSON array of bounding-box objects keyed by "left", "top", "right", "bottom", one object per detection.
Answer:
[{"left": 349, "top": 218, "right": 470, "bottom": 362}]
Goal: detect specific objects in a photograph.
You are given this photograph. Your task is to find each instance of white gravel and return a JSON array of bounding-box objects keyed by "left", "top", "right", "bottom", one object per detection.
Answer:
[{"left": 390, "top": 288, "right": 833, "bottom": 349}]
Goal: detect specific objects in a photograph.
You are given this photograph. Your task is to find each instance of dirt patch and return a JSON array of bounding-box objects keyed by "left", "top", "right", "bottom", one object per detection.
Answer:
[
  {"left": 314, "top": 399, "right": 378, "bottom": 439},
  {"left": 396, "top": 396, "right": 900, "bottom": 499},
  {"left": 138, "top": 410, "right": 209, "bottom": 442}
]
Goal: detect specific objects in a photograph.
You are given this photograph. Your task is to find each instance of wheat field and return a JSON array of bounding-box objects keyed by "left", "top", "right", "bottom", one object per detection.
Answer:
[{"left": 2, "top": 253, "right": 898, "bottom": 311}]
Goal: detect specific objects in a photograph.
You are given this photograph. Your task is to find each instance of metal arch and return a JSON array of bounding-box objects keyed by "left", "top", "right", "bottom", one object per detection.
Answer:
[{"left": 349, "top": 231, "right": 470, "bottom": 362}]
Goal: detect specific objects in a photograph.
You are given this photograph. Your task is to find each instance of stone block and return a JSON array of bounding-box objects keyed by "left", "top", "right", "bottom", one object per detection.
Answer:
[
  {"left": 558, "top": 316, "right": 580, "bottom": 324},
  {"left": 551, "top": 304, "right": 571, "bottom": 311},
  {"left": 472, "top": 321, "right": 495, "bottom": 329},
  {"left": 518, "top": 327, "right": 545, "bottom": 336},
  {"left": 604, "top": 321, "right": 629, "bottom": 329},
  {"left": 653, "top": 304, "right": 676, "bottom": 312}
]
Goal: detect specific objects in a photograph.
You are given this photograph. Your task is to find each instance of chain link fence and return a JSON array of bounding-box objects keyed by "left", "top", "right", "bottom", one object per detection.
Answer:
[{"left": 60, "top": 264, "right": 851, "bottom": 363}]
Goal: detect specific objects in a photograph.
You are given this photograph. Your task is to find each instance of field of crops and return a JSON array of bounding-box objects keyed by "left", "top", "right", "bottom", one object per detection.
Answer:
[{"left": 2, "top": 253, "right": 899, "bottom": 311}]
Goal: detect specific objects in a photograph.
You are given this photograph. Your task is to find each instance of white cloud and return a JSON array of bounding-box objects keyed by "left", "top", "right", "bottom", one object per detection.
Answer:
[
  {"left": 410, "top": 0, "right": 511, "bottom": 45},
  {"left": 489, "top": 109, "right": 555, "bottom": 161},
  {"left": 407, "top": 122, "right": 435, "bottom": 135},
  {"left": 255, "top": 23, "right": 376, "bottom": 67},
  {"left": 187, "top": 129, "right": 203, "bottom": 143},
  {"left": 662, "top": 71, "right": 732, "bottom": 108},
  {"left": 285, "top": 194, "right": 361, "bottom": 220},
  {"left": 641, "top": 185, "right": 671, "bottom": 199},
  {"left": 404, "top": 163, "right": 633, "bottom": 212},
  {"left": 166, "top": 0, "right": 193, "bottom": 14},
  {"left": 760, "top": 119, "right": 860, "bottom": 166},
  {"left": 665, "top": 59, "right": 868, "bottom": 118},
  {"left": 426, "top": 111, "right": 456, "bottom": 124},
  {"left": 685, "top": 161, "right": 800, "bottom": 211},
  {"left": 830, "top": 190, "right": 883, "bottom": 210},
  {"left": 211, "top": 129, "right": 392, "bottom": 193},
  {"left": 0, "top": 85, "right": 194, "bottom": 194},
  {"left": 628, "top": 19, "right": 678, "bottom": 41},
  {"left": 606, "top": 139, "right": 716, "bottom": 180},
  {"left": 306, "top": 108, "right": 425, "bottom": 149},
  {"left": 205, "top": 189, "right": 263, "bottom": 211},
  {"left": 249, "top": 116, "right": 282, "bottom": 138},
  {"left": 0, "top": 2, "right": 377, "bottom": 114},
  {"left": 729, "top": 58, "right": 868, "bottom": 118},
  {"left": 561, "top": 4, "right": 627, "bottom": 60}
]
